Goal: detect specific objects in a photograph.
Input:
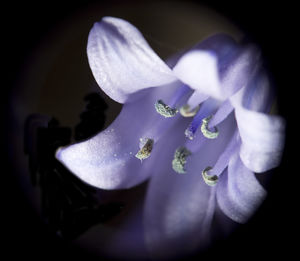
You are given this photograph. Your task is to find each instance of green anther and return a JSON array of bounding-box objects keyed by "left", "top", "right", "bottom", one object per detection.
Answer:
[
  {"left": 202, "top": 166, "right": 218, "bottom": 186},
  {"left": 172, "top": 146, "right": 191, "bottom": 174},
  {"left": 135, "top": 138, "right": 154, "bottom": 161},
  {"left": 155, "top": 100, "right": 178, "bottom": 118},
  {"left": 201, "top": 116, "right": 219, "bottom": 139}
]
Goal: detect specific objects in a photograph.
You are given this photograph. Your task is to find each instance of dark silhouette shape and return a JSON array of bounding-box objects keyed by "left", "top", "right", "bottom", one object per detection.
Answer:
[{"left": 24, "top": 93, "right": 123, "bottom": 240}]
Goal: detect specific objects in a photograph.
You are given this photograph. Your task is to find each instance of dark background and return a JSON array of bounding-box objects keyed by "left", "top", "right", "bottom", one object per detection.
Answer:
[{"left": 2, "top": 0, "right": 295, "bottom": 260}]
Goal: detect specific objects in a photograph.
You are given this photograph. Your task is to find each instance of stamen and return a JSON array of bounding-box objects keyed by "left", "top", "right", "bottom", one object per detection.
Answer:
[
  {"left": 184, "top": 99, "right": 219, "bottom": 140},
  {"left": 201, "top": 116, "right": 219, "bottom": 139},
  {"left": 135, "top": 138, "right": 154, "bottom": 161},
  {"left": 168, "top": 84, "right": 191, "bottom": 107},
  {"left": 179, "top": 104, "right": 200, "bottom": 117},
  {"left": 155, "top": 100, "right": 178, "bottom": 118},
  {"left": 184, "top": 109, "right": 203, "bottom": 140},
  {"left": 202, "top": 166, "right": 218, "bottom": 186},
  {"left": 172, "top": 146, "right": 191, "bottom": 174}
]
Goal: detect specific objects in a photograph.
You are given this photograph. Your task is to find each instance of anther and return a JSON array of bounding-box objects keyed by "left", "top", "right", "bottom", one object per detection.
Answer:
[
  {"left": 135, "top": 138, "right": 154, "bottom": 161},
  {"left": 179, "top": 104, "right": 200, "bottom": 117},
  {"left": 202, "top": 166, "right": 218, "bottom": 186},
  {"left": 201, "top": 116, "right": 219, "bottom": 139},
  {"left": 172, "top": 146, "right": 191, "bottom": 174},
  {"left": 155, "top": 100, "right": 178, "bottom": 118}
]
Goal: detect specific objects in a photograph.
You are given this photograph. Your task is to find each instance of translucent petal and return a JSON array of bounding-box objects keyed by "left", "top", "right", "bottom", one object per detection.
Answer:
[
  {"left": 235, "top": 107, "right": 285, "bottom": 172},
  {"left": 144, "top": 150, "right": 215, "bottom": 259},
  {"left": 216, "top": 153, "right": 267, "bottom": 223},
  {"left": 87, "top": 16, "right": 176, "bottom": 103},
  {"left": 173, "top": 34, "right": 260, "bottom": 101},
  {"left": 56, "top": 83, "right": 184, "bottom": 189},
  {"left": 230, "top": 67, "right": 273, "bottom": 112},
  {"left": 220, "top": 44, "right": 261, "bottom": 99},
  {"left": 144, "top": 113, "right": 235, "bottom": 259},
  {"left": 173, "top": 50, "right": 222, "bottom": 99}
]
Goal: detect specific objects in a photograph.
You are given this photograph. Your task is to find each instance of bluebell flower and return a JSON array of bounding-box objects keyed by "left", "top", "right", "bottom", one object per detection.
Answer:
[{"left": 56, "top": 17, "right": 285, "bottom": 259}]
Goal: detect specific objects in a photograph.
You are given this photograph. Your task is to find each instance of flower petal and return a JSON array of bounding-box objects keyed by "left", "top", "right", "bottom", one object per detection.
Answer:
[
  {"left": 173, "top": 50, "right": 221, "bottom": 99},
  {"left": 216, "top": 153, "right": 267, "bottom": 223},
  {"left": 144, "top": 114, "right": 235, "bottom": 259},
  {"left": 220, "top": 44, "right": 260, "bottom": 99},
  {"left": 87, "top": 16, "right": 176, "bottom": 103},
  {"left": 186, "top": 91, "right": 209, "bottom": 109},
  {"left": 56, "top": 83, "right": 184, "bottom": 189},
  {"left": 144, "top": 156, "right": 215, "bottom": 259},
  {"left": 230, "top": 67, "right": 273, "bottom": 112},
  {"left": 173, "top": 34, "right": 260, "bottom": 101},
  {"left": 235, "top": 107, "right": 285, "bottom": 172}
]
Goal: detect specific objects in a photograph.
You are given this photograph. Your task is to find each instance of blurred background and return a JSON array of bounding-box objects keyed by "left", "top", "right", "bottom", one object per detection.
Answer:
[{"left": 2, "top": 0, "right": 295, "bottom": 260}]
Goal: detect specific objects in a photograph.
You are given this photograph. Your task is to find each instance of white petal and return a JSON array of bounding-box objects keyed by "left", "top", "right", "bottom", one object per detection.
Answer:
[
  {"left": 235, "top": 107, "right": 285, "bottom": 172},
  {"left": 173, "top": 50, "right": 222, "bottom": 99},
  {"left": 87, "top": 16, "right": 176, "bottom": 103}
]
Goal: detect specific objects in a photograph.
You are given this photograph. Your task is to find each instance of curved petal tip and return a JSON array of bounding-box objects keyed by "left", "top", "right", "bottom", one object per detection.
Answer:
[{"left": 87, "top": 16, "right": 176, "bottom": 103}]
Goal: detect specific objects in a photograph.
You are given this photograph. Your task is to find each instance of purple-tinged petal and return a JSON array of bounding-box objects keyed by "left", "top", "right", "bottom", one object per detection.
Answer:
[
  {"left": 242, "top": 69, "right": 273, "bottom": 112},
  {"left": 87, "top": 16, "right": 176, "bottom": 104},
  {"left": 228, "top": 64, "right": 285, "bottom": 172},
  {"left": 216, "top": 153, "right": 267, "bottom": 223},
  {"left": 173, "top": 34, "right": 259, "bottom": 101},
  {"left": 172, "top": 35, "right": 238, "bottom": 100},
  {"left": 230, "top": 67, "right": 273, "bottom": 113},
  {"left": 144, "top": 115, "right": 235, "bottom": 259},
  {"left": 56, "top": 83, "right": 185, "bottom": 190},
  {"left": 144, "top": 156, "right": 215, "bottom": 259},
  {"left": 173, "top": 50, "right": 222, "bottom": 99},
  {"left": 235, "top": 107, "right": 285, "bottom": 173},
  {"left": 219, "top": 44, "right": 261, "bottom": 99}
]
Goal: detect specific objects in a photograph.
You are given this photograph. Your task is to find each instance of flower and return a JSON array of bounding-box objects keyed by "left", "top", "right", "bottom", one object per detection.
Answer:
[{"left": 55, "top": 17, "right": 285, "bottom": 259}]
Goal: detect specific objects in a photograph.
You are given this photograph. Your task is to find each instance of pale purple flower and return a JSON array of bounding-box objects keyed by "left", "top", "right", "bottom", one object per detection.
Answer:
[{"left": 55, "top": 17, "right": 285, "bottom": 259}]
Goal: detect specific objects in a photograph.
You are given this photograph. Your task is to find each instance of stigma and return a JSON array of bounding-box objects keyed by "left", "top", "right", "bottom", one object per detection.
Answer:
[
  {"left": 202, "top": 166, "right": 218, "bottom": 186},
  {"left": 201, "top": 116, "right": 219, "bottom": 139},
  {"left": 135, "top": 138, "right": 154, "bottom": 161},
  {"left": 155, "top": 100, "right": 178, "bottom": 118},
  {"left": 172, "top": 146, "right": 191, "bottom": 174}
]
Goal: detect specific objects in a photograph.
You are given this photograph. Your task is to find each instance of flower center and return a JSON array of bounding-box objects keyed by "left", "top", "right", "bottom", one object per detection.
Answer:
[
  {"left": 135, "top": 85, "right": 192, "bottom": 161},
  {"left": 137, "top": 83, "right": 235, "bottom": 181}
]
